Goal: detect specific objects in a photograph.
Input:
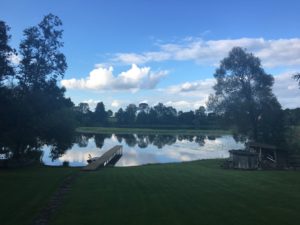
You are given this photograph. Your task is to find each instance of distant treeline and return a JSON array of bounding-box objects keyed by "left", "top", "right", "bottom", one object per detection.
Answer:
[
  {"left": 74, "top": 102, "right": 222, "bottom": 129},
  {"left": 73, "top": 101, "right": 300, "bottom": 129}
]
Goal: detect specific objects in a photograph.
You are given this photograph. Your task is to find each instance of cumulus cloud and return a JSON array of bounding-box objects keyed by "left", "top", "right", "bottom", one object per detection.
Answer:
[
  {"left": 61, "top": 64, "right": 168, "bottom": 91},
  {"left": 273, "top": 72, "right": 300, "bottom": 108},
  {"left": 167, "top": 79, "right": 215, "bottom": 94},
  {"left": 113, "top": 38, "right": 300, "bottom": 68},
  {"left": 161, "top": 73, "right": 300, "bottom": 110}
]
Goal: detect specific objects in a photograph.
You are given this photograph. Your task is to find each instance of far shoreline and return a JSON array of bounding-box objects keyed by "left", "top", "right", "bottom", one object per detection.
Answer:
[{"left": 76, "top": 126, "right": 232, "bottom": 135}]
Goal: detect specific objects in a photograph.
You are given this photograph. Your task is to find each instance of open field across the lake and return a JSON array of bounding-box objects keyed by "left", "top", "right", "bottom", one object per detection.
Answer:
[
  {"left": 1, "top": 160, "right": 300, "bottom": 225},
  {"left": 76, "top": 127, "right": 232, "bottom": 135}
]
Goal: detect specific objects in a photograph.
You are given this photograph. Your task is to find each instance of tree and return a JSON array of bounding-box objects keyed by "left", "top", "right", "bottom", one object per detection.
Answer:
[
  {"left": 107, "top": 110, "right": 113, "bottom": 117},
  {"left": 0, "top": 20, "right": 16, "bottom": 149},
  {"left": 18, "top": 14, "right": 67, "bottom": 89},
  {"left": 74, "top": 102, "right": 92, "bottom": 126},
  {"left": 115, "top": 108, "right": 126, "bottom": 124},
  {"left": 136, "top": 110, "right": 148, "bottom": 124},
  {"left": 1, "top": 14, "right": 76, "bottom": 161},
  {"left": 153, "top": 103, "right": 177, "bottom": 124},
  {"left": 0, "top": 20, "right": 15, "bottom": 84},
  {"left": 94, "top": 102, "right": 107, "bottom": 125},
  {"left": 194, "top": 106, "right": 207, "bottom": 126},
  {"left": 208, "top": 47, "right": 283, "bottom": 144},
  {"left": 178, "top": 111, "right": 194, "bottom": 125},
  {"left": 125, "top": 104, "right": 137, "bottom": 124}
]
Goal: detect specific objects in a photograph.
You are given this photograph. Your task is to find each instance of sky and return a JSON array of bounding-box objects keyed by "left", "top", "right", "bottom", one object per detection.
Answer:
[{"left": 1, "top": 0, "right": 300, "bottom": 111}]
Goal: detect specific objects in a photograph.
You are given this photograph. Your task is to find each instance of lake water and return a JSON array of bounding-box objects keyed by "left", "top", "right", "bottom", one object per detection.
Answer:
[{"left": 42, "top": 133, "right": 245, "bottom": 167}]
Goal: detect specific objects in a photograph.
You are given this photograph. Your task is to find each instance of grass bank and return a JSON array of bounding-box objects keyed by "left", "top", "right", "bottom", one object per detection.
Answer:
[
  {"left": 76, "top": 126, "right": 231, "bottom": 135},
  {"left": 51, "top": 160, "right": 300, "bottom": 225},
  {"left": 2, "top": 160, "right": 300, "bottom": 225},
  {"left": 0, "top": 166, "right": 78, "bottom": 225}
]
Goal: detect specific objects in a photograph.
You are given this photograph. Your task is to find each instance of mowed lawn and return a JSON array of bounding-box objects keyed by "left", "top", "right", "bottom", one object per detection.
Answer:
[
  {"left": 0, "top": 166, "right": 78, "bottom": 225},
  {"left": 50, "top": 160, "right": 300, "bottom": 225}
]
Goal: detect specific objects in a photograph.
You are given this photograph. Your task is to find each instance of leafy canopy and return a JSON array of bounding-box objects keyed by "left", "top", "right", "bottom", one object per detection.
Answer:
[{"left": 208, "top": 47, "right": 283, "bottom": 144}]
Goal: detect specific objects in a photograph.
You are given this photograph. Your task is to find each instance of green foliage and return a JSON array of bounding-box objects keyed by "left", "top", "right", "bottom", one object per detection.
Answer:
[
  {"left": 18, "top": 14, "right": 67, "bottom": 88},
  {"left": 114, "top": 103, "right": 215, "bottom": 128},
  {"left": 285, "top": 126, "right": 300, "bottom": 154},
  {"left": 93, "top": 102, "right": 108, "bottom": 124},
  {"left": 208, "top": 47, "right": 284, "bottom": 145},
  {"left": 0, "top": 20, "right": 15, "bottom": 83},
  {"left": 284, "top": 108, "right": 300, "bottom": 126},
  {"left": 0, "top": 15, "right": 76, "bottom": 162}
]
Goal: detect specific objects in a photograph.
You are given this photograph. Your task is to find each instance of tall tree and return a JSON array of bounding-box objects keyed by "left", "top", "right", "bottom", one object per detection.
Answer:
[
  {"left": 94, "top": 102, "right": 107, "bottom": 124},
  {"left": 0, "top": 20, "right": 15, "bottom": 84},
  {"left": 0, "top": 20, "right": 16, "bottom": 156},
  {"left": 3, "top": 14, "right": 75, "bottom": 160},
  {"left": 208, "top": 47, "right": 283, "bottom": 144},
  {"left": 18, "top": 14, "right": 67, "bottom": 89},
  {"left": 194, "top": 106, "right": 207, "bottom": 126},
  {"left": 115, "top": 108, "right": 125, "bottom": 124},
  {"left": 125, "top": 104, "right": 137, "bottom": 124}
]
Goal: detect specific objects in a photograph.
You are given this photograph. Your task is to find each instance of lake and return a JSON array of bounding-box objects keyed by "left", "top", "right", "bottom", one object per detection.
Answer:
[{"left": 42, "top": 133, "right": 245, "bottom": 167}]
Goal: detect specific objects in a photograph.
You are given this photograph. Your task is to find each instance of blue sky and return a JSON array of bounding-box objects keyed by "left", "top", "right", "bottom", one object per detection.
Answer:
[{"left": 1, "top": 0, "right": 300, "bottom": 111}]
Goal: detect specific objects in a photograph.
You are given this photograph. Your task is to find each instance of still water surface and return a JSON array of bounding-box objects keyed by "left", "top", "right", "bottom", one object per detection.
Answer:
[{"left": 42, "top": 133, "right": 244, "bottom": 167}]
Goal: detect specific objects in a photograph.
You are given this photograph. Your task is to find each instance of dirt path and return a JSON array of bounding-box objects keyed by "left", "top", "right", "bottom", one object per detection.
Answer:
[{"left": 32, "top": 172, "right": 79, "bottom": 225}]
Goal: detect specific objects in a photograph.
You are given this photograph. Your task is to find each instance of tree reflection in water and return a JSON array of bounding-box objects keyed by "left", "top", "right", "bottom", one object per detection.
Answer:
[
  {"left": 48, "top": 133, "right": 222, "bottom": 161},
  {"left": 94, "top": 134, "right": 112, "bottom": 149},
  {"left": 75, "top": 133, "right": 93, "bottom": 148},
  {"left": 72, "top": 133, "right": 222, "bottom": 150},
  {"left": 48, "top": 131, "right": 77, "bottom": 161},
  {"left": 39, "top": 132, "right": 244, "bottom": 166}
]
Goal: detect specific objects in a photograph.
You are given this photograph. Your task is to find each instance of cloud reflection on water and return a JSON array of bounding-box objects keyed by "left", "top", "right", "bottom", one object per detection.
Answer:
[{"left": 42, "top": 134, "right": 244, "bottom": 167}]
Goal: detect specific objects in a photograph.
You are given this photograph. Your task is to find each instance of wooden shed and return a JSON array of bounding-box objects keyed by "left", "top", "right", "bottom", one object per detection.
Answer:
[
  {"left": 228, "top": 150, "right": 259, "bottom": 169},
  {"left": 246, "top": 142, "right": 278, "bottom": 168}
]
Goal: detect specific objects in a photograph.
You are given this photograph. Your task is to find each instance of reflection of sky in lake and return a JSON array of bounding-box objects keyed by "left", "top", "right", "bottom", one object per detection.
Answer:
[{"left": 42, "top": 134, "right": 244, "bottom": 167}]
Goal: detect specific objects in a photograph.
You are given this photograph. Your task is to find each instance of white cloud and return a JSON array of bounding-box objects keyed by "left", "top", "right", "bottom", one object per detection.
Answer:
[
  {"left": 161, "top": 73, "right": 300, "bottom": 110},
  {"left": 61, "top": 64, "right": 168, "bottom": 91},
  {"left": 8, "top": 53, "right": 21, "bottom": 65},
  {"left": 165, "top": 100, "right": 205, "bottom": 111},
  {"left": 273, "top": 72, "right": 300, "bottom": 109},
  {"left": 164, "top": 78, "right": 215, "bottom": 105},
  {"left": 82, "top": 99, "right": 100, "bottom": 110},
  {"left": 167, "top": 79, "right": 215, "bottom": 94},
  {"left": 162, "top": 81, "right": 214, "bottom": 111},
  {"left": 111, "top": 100, "right": 120, "bottom": 108},
  {"left": 113, "top": 38, "right": 300, "bottom": 68}
]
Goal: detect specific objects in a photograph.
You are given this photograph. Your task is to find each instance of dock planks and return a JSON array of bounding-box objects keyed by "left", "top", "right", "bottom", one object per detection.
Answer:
[{"left": 82, "top": 145, "right": 123, "bottom": 171}]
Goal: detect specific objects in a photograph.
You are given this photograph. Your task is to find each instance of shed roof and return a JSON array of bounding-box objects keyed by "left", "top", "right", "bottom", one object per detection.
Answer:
[
  {"left": 229, "top": 150, "right": 258, "bottom": 156},
  {"left": 246, "top": 142, "right": 277, "bottom": 150}
]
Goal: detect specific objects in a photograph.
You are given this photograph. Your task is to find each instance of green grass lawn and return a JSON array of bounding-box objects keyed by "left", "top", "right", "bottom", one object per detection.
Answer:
[
  {"left": 0, "top": 166, "right": 78, "bottom": 225},
  {"left": 76, "top": 126, "right": 231, "bottom": 135},
  {"left": 50, "top": 160, "right": 300, "bottom": 225},
  {"left": 1, "top": 160, "right": 300, "bottom": 225}
]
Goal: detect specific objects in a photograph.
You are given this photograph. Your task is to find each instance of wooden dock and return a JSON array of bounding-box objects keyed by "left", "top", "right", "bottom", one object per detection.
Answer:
[{"left": 82, "top": 145, "right": 123, "bottom": 171}]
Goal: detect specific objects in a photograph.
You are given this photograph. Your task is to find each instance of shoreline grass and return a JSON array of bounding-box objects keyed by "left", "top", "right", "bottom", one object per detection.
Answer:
[{"left": 76, "top": 126, "right": 232, "bottom": 135}]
